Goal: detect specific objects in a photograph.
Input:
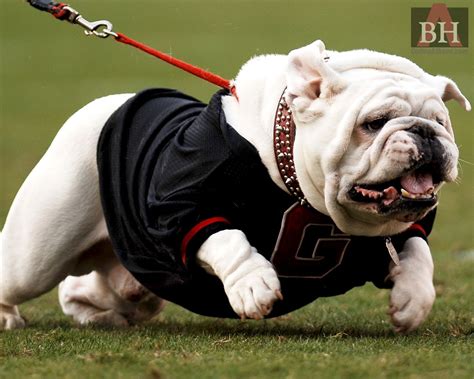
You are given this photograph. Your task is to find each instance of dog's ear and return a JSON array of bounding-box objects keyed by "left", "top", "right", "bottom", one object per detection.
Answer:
[
  {"left": 286, "top": 40, "right": 347, "bottom": 121},
  {"left": 436, "top": 76, "right": 471, "bottom": 111}
]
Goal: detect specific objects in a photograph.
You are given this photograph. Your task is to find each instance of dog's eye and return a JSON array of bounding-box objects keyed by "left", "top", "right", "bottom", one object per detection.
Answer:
[
  {"left": 436, "top": 117, "right": 445, "bottom": 126},
  {"left": 362, "top": 118, "right": 388, "bottom": 132}
]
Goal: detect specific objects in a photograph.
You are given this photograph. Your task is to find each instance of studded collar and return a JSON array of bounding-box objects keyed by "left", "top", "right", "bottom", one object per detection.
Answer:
[{"left": 273, "top": 89, "right": 309, "bottom": 207}]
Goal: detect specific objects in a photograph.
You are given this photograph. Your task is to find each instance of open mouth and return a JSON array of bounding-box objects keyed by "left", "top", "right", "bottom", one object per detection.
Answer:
[{"left": 348, "top": 167, "right": 440, "bottom": 211}]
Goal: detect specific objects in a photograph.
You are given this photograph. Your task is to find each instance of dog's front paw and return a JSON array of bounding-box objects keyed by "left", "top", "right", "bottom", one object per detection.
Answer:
[
  {"left": 223, "top": 251, "right": 282, "bottom": 320},
  {"left": 388, "top": 264, "right": 435, "bottom": 333}
]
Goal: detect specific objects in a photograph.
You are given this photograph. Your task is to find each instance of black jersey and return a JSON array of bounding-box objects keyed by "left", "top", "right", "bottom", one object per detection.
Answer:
[{"left": 97, "top": 88, "right": 435, "bottom": 318}]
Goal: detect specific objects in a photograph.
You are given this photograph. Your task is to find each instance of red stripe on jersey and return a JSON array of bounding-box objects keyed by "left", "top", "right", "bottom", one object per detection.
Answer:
[
  {"left": 181, "top": 217, "right": 230, "bottom": 264},
  {"left": 408, "top": 223, "right": 427, "bottom": 237}
]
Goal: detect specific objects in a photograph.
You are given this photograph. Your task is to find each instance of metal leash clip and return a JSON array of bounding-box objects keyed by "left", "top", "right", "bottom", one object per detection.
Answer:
[{"left": 61, "top": 5, "right": 117, "bottom": 38}]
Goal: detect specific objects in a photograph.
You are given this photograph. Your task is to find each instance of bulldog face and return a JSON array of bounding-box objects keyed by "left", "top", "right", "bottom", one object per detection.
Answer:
[{"left": 286, "top": 41, "right": 470, "bottom": 236}]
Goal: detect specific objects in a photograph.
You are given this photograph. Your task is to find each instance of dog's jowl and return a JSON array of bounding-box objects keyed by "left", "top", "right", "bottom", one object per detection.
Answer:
[{"left": 0, "top": 40, "right": 470, "bottom": 332}]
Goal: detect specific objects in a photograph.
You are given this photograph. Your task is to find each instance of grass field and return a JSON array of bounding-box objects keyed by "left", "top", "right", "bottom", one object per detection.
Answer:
[{"left": 1, "top": 1, "right": 473, "bottom": 378}]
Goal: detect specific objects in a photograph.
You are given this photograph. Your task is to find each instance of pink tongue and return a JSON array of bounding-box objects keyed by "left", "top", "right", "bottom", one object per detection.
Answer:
[{"left": 400, "top": 172, "right": 434, "bottom": 194}]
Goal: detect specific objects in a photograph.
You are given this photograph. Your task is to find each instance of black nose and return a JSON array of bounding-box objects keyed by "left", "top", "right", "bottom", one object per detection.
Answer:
[
  {"left": 407, "top": 124, "right": 435, "bottom": 139},
  {"left": 406, "top": 123, "right": 446, "bottom": 179}
]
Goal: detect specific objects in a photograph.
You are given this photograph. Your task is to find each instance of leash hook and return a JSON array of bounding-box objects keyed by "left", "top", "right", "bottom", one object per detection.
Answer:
[{"left": 62, "top": 5, "right": 117, "bottom": 38}]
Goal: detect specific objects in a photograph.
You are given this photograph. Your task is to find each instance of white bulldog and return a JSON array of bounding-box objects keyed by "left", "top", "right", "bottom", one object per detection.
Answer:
[{"left": 0, "top": 40, "right": 470, "bottom": 333}]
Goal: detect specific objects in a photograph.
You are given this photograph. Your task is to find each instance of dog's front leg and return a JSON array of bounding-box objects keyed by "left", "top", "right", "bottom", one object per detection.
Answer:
[
  {"left": 197, "top": 230, "right": 282, "bottom": 319},
  {"left": 388, "top": 237, "right": 436, "bottom": 333}
]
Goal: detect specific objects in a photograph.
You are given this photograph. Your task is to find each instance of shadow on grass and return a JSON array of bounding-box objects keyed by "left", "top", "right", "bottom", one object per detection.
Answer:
[
  {"left": 18, "top": 297, "right": 473, "bottom": 340},
  {"left": 143, "top": 318, "right": 399, "bottom": 339},
  {"left": 22, "top": 317, "right": 433, "bottom": 340}
]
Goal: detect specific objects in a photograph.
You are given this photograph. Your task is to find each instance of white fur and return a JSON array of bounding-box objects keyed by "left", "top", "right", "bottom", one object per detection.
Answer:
[
  {"left": 279, "top": 41, "right": 463, "bottom": 235},
  {"left": 0, "top": 40, "right": 469, "bottom": 331},
  {"left": 0, "top": 94, "right": 138, "bottom": 328},
  {"left": 59, "top": 251, "right": 164, "bottom": 326},
  {"left": 388, "top": 237, "right": 435, "bottom": 333},
  {"left": 197, "top": 230, "right": 281, "bottom": 319}
]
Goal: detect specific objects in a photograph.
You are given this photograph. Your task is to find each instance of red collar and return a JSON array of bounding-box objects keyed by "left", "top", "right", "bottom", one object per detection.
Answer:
[{"left": 273, "top": 89, "right": 309, "bottom": 206}]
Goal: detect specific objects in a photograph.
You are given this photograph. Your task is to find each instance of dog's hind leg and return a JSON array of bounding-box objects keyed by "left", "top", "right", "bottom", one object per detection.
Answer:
[
  {"left": 0, "top": 94, "right": 133, "bottom": 330},
  {"left": 59, "top": 240, "right": 165, "bottom": 327}
]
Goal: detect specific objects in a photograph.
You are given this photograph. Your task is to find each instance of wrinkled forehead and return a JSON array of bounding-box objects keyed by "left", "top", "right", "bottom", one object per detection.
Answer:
[{"left": 340, "top": 69, "right": 447, "bottom": 119}]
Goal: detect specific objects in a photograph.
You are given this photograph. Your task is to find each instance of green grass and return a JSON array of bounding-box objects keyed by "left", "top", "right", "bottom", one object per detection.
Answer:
[
  {"left": 1, "top": 276, "right": 473, "bottom": 378},
  {"left": 1, "top": 0, "right": 473, "bottom": 378}
]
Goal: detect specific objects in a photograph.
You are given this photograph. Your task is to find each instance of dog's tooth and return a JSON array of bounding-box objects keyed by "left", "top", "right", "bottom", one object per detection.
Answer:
[
  {"left": 401, "top": 188, "right": 411, "bottom": 198},
  {"left": 419, "top": 193, "right": 433, "bottom": 199},
  {"left": 401, "top": 188, "right": 426, "bottom": 199}
]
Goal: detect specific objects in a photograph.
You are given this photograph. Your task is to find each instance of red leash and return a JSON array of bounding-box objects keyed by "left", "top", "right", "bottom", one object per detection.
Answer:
[
  {"left": 114, "top": 33, "right": 235, "bottom": 95},
  {"left": 26, "top": 0, "right": 237, "bottom": 97}
]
